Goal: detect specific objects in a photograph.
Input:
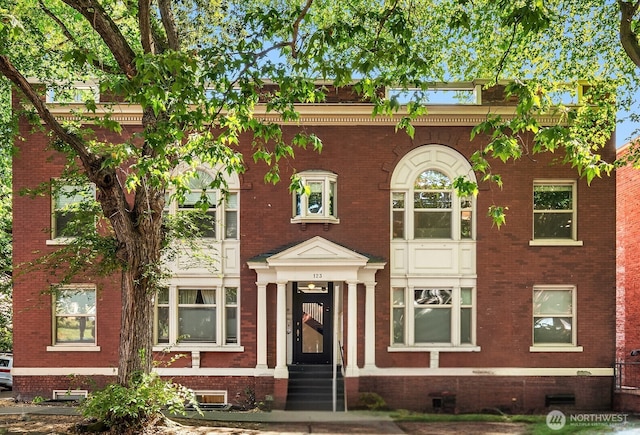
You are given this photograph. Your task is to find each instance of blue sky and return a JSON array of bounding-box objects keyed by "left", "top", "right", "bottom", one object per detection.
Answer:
[{"left": 617, "top": 103, "right": 639, "bottom": 148}]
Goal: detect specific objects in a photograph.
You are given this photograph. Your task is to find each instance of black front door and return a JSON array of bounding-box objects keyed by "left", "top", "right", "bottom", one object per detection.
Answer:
[{"left": 292, "top": 282, "right": 333, "bottom": 364}]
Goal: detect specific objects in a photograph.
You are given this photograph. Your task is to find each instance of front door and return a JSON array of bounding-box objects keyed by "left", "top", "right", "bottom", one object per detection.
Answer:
[{"left": 292, "top": 282, "right": 333, "bottom": 364}]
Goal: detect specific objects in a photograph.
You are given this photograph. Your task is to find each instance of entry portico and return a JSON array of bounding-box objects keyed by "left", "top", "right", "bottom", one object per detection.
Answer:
[{"left": 248, "top": 236, "right": 386, "bottom": 379}]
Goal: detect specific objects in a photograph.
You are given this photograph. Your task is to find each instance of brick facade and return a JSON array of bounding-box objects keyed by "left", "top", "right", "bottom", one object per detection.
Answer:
[{"left": 11, "top": 83, "right": 617, "bottom": 412}]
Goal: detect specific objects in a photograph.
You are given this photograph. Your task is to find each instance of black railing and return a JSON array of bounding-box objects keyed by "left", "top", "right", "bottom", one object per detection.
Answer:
[{"left": 615, "top": 361, "right": 640, "bottom": 390}]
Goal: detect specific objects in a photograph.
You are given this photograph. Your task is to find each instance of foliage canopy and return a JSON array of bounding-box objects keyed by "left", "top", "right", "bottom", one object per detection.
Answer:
[{"left": 0, "top": 0, "right": 638, "bottom": 416}]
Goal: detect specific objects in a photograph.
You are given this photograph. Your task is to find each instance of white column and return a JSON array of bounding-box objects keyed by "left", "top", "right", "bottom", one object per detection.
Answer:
[
  {"left": 274, "top": 281, "right": 288, "bottom": 378},
  {"left": 255, "top": 283, "right": 268, "bottom": 370},
  {"left": 364, "top": 281, "right": 376, "bottom": 370},
  {"left": 346, "top": 281, "right": 359, "bottom": 377}
]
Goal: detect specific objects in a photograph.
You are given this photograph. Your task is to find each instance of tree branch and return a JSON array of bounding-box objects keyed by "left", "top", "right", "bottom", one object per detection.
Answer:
[
  {"left": 38, "top": 0, "right": 120, "bottom": 75},
  {"left": 619, "top": 1, "right": 640, "bottom": 68},
  {"left": 138, "top": 0, "right": 154, "bottom": 53},
  {"left": 157, "top": 0, "right": 180, "bottom": 51},
  {"left": 289, "top": 0, "right": 313, "bottom": 57},
  {"left": 61, "top": 0, "right": 137, "bottom": 76},
  {"left": 0, "top": 55, "right": 97, "bottom": 169}
]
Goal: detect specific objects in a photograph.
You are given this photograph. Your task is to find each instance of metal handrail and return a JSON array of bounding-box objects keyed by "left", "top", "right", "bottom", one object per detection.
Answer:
[
  {"left": 339, "top": 341, "right": 347, "bottom": 411},
  {"left": 614, "top": 361, "right": 640, "bottom": 391}
]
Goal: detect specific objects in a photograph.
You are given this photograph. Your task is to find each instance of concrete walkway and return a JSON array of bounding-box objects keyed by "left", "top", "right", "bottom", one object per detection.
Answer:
[{"left": 0, "top": 405, "right": 406, "bottom": 434}]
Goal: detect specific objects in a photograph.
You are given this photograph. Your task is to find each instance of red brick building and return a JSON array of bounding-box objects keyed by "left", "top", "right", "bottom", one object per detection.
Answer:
[{"left": 11, "top": 82, "right": 616, "bottom": 412}]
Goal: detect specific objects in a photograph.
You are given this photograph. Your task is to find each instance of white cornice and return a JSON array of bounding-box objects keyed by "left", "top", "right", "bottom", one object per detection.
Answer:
[{"left": 46, "top": 103, "right": 562, "bottom": 127}]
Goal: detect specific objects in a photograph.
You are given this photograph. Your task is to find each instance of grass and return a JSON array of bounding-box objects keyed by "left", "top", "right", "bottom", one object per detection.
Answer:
[{"left": 387, "top": 410, "right": 617, "bottom": 434}]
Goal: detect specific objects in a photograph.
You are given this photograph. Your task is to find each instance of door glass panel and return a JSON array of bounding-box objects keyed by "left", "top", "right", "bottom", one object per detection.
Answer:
[{"left": 302, "top": 302, "right": 324, "bottom": 354}]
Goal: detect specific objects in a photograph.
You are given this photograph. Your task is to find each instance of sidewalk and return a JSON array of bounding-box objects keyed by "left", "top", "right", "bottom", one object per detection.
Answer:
[{"left": 0, "top": 405, "right": 406, "bottom": 434}]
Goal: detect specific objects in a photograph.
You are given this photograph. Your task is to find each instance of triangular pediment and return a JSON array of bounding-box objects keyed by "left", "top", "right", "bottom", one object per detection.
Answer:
[{"left": 267, "top": 236, "right": 369, "bottom": 266}]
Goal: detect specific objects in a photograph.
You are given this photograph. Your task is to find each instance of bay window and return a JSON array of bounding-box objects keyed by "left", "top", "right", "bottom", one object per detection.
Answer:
[
  {"left": 292, "top": 170, "right": 339, "bottom": 223},
  {"left": 392, "top": 286, "right": 475, "bottom": 347},
  {"left": 155, "top": 286, "right": 240, "bottom": 347}
]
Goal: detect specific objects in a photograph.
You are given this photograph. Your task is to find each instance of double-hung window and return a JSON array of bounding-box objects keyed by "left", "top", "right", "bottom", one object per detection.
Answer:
[
  {"left": 532, "top": 181, "right": 580, "bottom": 245},
  {"left": 155, "top": 286, "right": 239, "bottom": 347},
  {"left": 52, "top": 286, "right": 96, "bottom": 346},
  {"left": 292, "top": 170, "right": 339, "bottom": 223},
  {"left": 52, "top": 183, "right": 96, "bottom": 240},
  {"left": 392, "top": 286, "right": 474, "bottom": 347},
  {"left": 531, "top": 286, "right": 580, "bottom": 351}
]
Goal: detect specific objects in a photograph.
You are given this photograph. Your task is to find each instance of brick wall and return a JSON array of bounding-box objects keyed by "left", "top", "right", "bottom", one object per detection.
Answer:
[
  {"left": 617, "top": 146, "right": 640, "bottom": 361},
  {"left": 12, "top": 89, "right": 617, "bottom": 411}
]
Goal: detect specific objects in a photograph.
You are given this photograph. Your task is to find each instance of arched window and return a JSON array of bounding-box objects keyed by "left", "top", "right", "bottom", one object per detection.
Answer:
[{"left": 391, "top": 147, "right": 474, "bottom": 241}]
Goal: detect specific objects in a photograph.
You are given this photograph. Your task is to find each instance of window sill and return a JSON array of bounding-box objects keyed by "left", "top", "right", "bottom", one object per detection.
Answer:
[
  {"left": 529, "top": 346, "right": 583, "bottom": 352},
  {"left": 387, "top": 345, "right": 481, "bottom": 353},
  {"left": 529, "top": 240, "right": 583, "bottom": 247},
  {"left": 290, "top": 217, "right": 340, "bottom": 224},
  {"left": 153, "top": 345, "right": 244, "bottom": 353},
  {"left": 47, "top": 345, "right": 100, "bottom": 352},
  {"left": 46, "top": 238, "right": 74, "bottom": 246}
]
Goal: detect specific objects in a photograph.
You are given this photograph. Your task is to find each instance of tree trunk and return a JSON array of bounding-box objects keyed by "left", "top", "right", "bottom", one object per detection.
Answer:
[{"left": 117, "top": 263, "right": 154, "bottom": 385}]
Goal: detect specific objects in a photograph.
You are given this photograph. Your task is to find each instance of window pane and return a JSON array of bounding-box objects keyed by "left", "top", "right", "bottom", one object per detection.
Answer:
[
  {"left": 225, "top": 287, "right": 237, "bottom": 305},
  {"left": 393, "top": 288, "right": 405, "bottom": 306},
  {"left": 55, "top": 316, "right": 95, "bottom": 343},
  {"left": 461, "top": 308, "right": 471, "bottom": 344},
  {"left": 393, "top": 210, "right": 404, "bottom": 239},
  {"left": 393, "top": 308, "right": 405, "bottom": 344},
  {"left": 414, "top": 192, "right": 452, "bottom": 209},
  {"left": 56, "top": 290, "right": 96, "bottom": 315},
  {"left": 414, "top": 308, "right": 451, "bottom": 342},
  {"left": 226, "top": 193, "right": 238, "bottom": 209},
  {"left": 157, "top": 288, "right": 169, "bottom": 304},
  {"left": 534, "top": 317, "right": 572, "bottom": 344},
  {"left": 415, "top": 170, "right": 451, "bottom": 190},
  {"left": 157, "top": 307, "right": 169, "bottom": 343},
  {"left": 461, "top": 210, "right": 472, "bottom": 239},
  {"left": 534, "top": 290, "right": 572, "bottom": 315},
  {"left": 329, "top": 181, "right": 336, "bottom": 216},
  {"left": 225, "top": 306, "right": 238, "bottom": 344},
  {"left": 534, "top": 212, "right": 572, "bottom": 238},
  {"left": 415, "top": 289, "right": 452, "bottom": 305},
  {"left": 225, "top": 210, "right": 237, "bottom": 239},
  {"left": 534, "top": 185, "right": 572, "bottom": 210},
  {"left": 392, "top": 192, "right": 405, "bottom": 209},
  {"left": 178, "top": 307, "right": 215, "bottom": 342},
  {"left": 461, "top": 288, "right": 472, "bottom": 305},
  {"left": 307, "top": 182, "right": 323, "bottom": 214},
  {"left": 414, "top": 212, "right": 451, "bottom": 238}
]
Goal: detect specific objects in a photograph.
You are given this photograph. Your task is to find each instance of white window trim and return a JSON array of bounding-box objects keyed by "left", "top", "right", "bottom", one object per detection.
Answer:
[
  {"left": 49, "top": 284, "right": 98, "bottom": 351},
  {"left": 291, "top": 170, "right": 340, "bottom": 224},
  {"left": 530, "top": 285, "right": 581, "bottom": 352},
  {"left": 390, "top": 285, "right": 478, "bottom": 349},
  {"left": 154, "top": 285, "right": 243, "bottom": 351},
  {"left": 530, "top": 180, "right": 581, "bottom": 246}
]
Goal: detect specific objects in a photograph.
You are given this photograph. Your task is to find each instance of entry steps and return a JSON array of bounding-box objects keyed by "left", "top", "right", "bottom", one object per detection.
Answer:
[{"left": 285, "top": 364, "right": 345, "bottom": 411}]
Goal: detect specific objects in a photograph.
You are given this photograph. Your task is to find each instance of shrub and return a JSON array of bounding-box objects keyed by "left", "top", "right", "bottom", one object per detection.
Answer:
[
  {"left": 357, "top": 392, "right": 387, "bottom": 410},
  {"left": 79, "top": 371, "right": 200, "bottom": 431}
]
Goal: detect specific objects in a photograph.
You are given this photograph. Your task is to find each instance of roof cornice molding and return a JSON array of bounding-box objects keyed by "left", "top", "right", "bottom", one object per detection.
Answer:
[{"left": 46, "top": 103, "right": 563, "bottom": 127}]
